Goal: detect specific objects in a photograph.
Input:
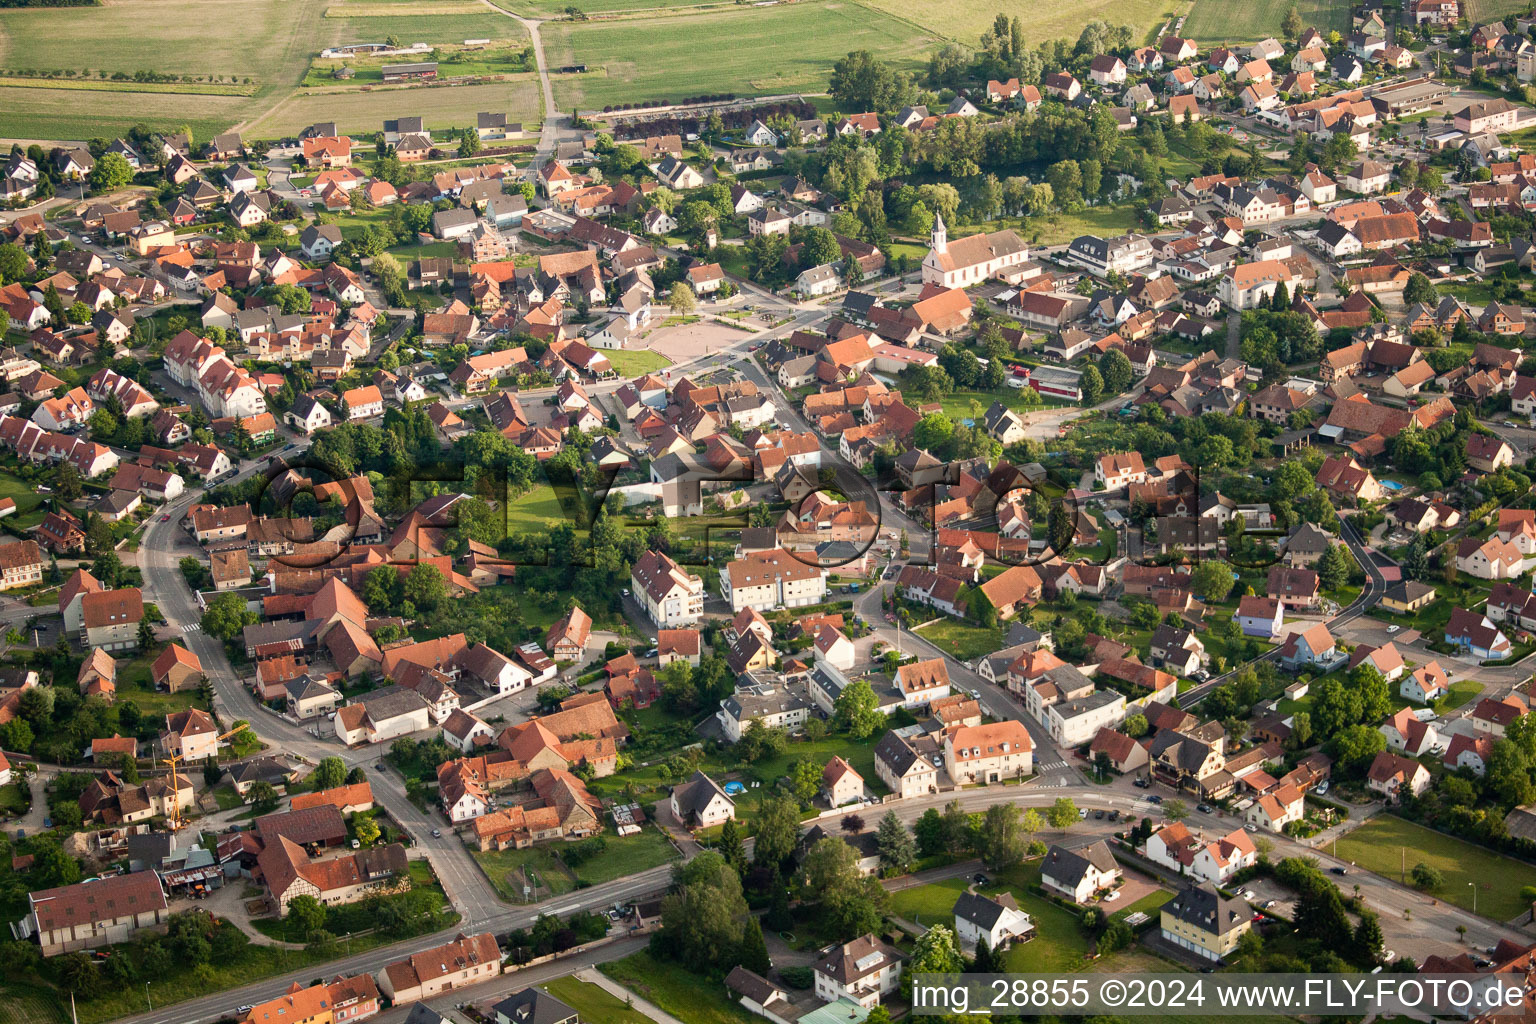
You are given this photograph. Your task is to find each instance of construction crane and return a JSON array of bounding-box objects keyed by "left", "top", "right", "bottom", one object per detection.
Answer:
[{"left": 161, "top": 722, "right": 250, "bottom": 832}]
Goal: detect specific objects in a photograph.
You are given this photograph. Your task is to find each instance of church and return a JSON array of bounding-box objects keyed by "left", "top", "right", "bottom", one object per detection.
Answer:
[{"left": 920, "top": 214, "right": 1032, "bottom": 289}]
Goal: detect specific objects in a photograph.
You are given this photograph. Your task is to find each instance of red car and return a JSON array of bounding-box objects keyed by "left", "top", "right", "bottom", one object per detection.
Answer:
[{"left": 160, "top": 515, "right": 170, "bottom": 522}]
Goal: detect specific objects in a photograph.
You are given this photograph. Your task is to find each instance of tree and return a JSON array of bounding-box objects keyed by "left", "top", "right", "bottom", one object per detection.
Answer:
[
  {"left": 667, "top": 283, "right": 696, "bottom": 316},
  {"left": 799, "top": 227, "right": 841, "bottom": 269},
  {"left": 1281, "top": 3, "right": 1304, "bottom": 39},
  {"left": 735, "top": 917, "right": 771, "bottom": 975},
  {"left": 1317, "top": 543, "right": 1350, "bottom": 592},
  {"left": 799, "top": 836, "right": 887, "bottom": 938},
  {"left": 402, "top": 562, "right": 448, "bottom": 610},
  {"left": 976, "top": 802, "right": 1027, "bottom": 869},
  {"left": 1078, "top": 364, "right": 1104, "bottom": 406},
  {"left": 247, "top": 780, "right": 279, "bottom": 813},
  {"left": 286, "top": 895, "right": 327, "bottom": 938},
  {"left": 1164, "top": 799, "right": 1190, "bottom": 822},
  {"left": 788, "top": 759, "right": 821, "bottom": 804},
  {"left": 1191, "top": 560, "right": 1235, "bottom": 603},
  {"left": 914, "top": 808, "right": 947, "bottom": 857},
  {"left": 1047, "top": 797, "right": 1078, "bottom": 830},
  {"left": 0, "top": 243, "right": 27, "bottom": 285},
  {"left": 718, "top": 817, "right": 747, "bottom": 874},
  {"left": 362, "top": 565, "right": 401, "bottom": 612},
  {"left": 312, "top": 756, "right": 346, "bottom": 791},
  {"left": 90, "top": 151, "right": 135, "bottom": 192},
  {"left": 912, "top": 412, "right": 954, "bottom": 452},
  {"left": 833, "top": 679, "right": 884, "bottom": 739},
  {"left": 1353, "top": 909, "right": 1385, "bottom": 965},
  {"left": 353, "top": 814, "right": 381, "bottom": 846},
  {"left": 829, "top": 50, "right": 911, "bottom": 112},
  {"left": 902, "top": 924, "right": 965, "bottom": 999},
  {"left": 458, "top": 129, "right": 480, "bottom": 158},
  {"left": 1410, "top": 862, "right": 1443, "bottom": 891},
  {"left": 752, "top": 795, "right": 801, "bottom": 869},
  {"left": 1097, "top": 348, "right": 1134, "bottom": 394},
  {"left": 875, "top": 810, "right": 916, "bottom": 874},
  {"left": 201, "top": 591, "right": 257, "bottom": 641},
  {"left": 1403, "top": 271, "right": 1437, "bottom": 306},
  {"left": 657, "top": 852, "right": 750, "bottom": 965}
]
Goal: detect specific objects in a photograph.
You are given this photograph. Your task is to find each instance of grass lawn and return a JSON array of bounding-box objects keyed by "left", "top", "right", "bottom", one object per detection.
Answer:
[
  {"left": 211, "top": 784, "right": 246, "bottom": 812},
  {"left": 937, "top": 388, "right": 1047, "bottom": 423},
  {"left": 0, "top": 781, "right": 28, "bottom": 817},
  {"left": 1026, "top": 204, "right": 1143, "bottom": 246},
  {"left": 1112, "top": 887, "right": 1173, "bottom": 920},
  {"left": 545, "top": 0, "right": 933, "bottom": 110},
  {"left": 0, "top": 468, "right": 47, "bottom": 524},
  {"left": 1185, "top": 0, "right": 1348, "bottom": 41},
  {"left": 568, "top": 827, "right": 681, "bottom": 886},
  {"left": 543, "top": 977, "right": 655, "bottom": 1024},
  {"left": 1333, "top": 815, "right": 1536, "bottom": 921},
  {"left": 604, "top": 349, "right": 673, "bottom": 377},
  {"left": 473, "top": 844, "right": 577, "bottom": 902},
  {"left": 601, "top": 951, "right": 759, "bottom": 1024},
  {"left": 586, "top": 731, "right": 889, "bottom": 808},
  {"left": 914, "top": 617, "right": 1003, "bottom": 662},
  {"left": 889, "top": 876, "right": 970, "bottom": 925},
  {"left": 887, "top": 862, "right": 1145, "bottom": 973},
  {"left": 505, "top": 484, "right": 576, "bottom": 534},
  {"left": 1435, "top": 678, "right": 1483, "bottom": 712}
]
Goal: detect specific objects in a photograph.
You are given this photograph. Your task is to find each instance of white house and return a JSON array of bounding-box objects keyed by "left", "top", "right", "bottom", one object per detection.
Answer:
[
  {"left": 952, "top": 890, "right": 1035, "bottom": 950},
  {"left": 1041, "top": 841, "right": 1121, "bottom": 902}
]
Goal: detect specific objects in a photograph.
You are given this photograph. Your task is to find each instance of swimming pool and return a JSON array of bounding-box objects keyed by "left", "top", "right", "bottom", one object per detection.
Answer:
[{"left": 1380, "top": 480, "right": 1404, "bottom": 491}]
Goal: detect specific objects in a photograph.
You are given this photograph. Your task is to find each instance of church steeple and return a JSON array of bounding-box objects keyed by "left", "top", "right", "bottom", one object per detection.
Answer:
[{"left": 931, "top": 212, "right": 947, "bottom": 254}]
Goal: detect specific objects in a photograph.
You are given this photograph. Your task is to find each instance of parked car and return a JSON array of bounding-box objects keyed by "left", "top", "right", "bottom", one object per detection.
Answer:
[{"left": 1197, "top": 803, "right": 1213, "bottom": 813}]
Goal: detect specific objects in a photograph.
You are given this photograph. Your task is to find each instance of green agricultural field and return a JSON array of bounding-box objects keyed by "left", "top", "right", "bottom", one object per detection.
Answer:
[
  {"left": 246, "top": 80, "right": 544, "bottom": 138},
  {"left": 0, "top": 983, "right": 64, "bottom": 1024},
  {"left": 855, "top": 0, "right": 1188, "bottom": 49},
  {"left": 1333, "top": 815, "right": 1536, "bottom": 921},
  {"left": 491, "top": 0, "right": 726, "bottom": 15},
  {"left": 1185, "top": 0, "right": 1350, "bottom": 42},
  {"left": 1467, "top": 0, "right": 1531, "bottom": 21},
  {"left": 324, "top": 11, "right": 527, "bottom": 46},
  {"left": 545, "top": 1, "right": 935, "bottom": 110},
  {"left": 0, "top": 0, "right": 334, "bottom": 139}
]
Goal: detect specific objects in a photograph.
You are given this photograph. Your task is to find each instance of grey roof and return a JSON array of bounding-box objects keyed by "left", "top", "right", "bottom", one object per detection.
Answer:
[
  {"left": 1041, "top": 839, "right": 1118, "bottom": 888},
  {"left": 284, "top": 675, "right": 338, "bottom": 703},
  {"left": 491, "top": 988, "right": 578, "bottom": 1024},
  {"left": 403, "top": 1005, "right": 449, "bottom": 1024},
  {"left": 672, "top": 770, "right": 731, "bottom": 818},
  {"left": 953, "top": 889, "right": 1024, "bottom": 930},
  {"left": 874, "top": 730, "right": 934, "bottom": 778},
  {"left": 1163, "top": 881, "right": 1250, "bottom": 937},
  {"left": 357, "top": 684, "right": 430, "bottom": 722},
  {"left": 300, "top": 224, "right": 342, "bottom": 247}
]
